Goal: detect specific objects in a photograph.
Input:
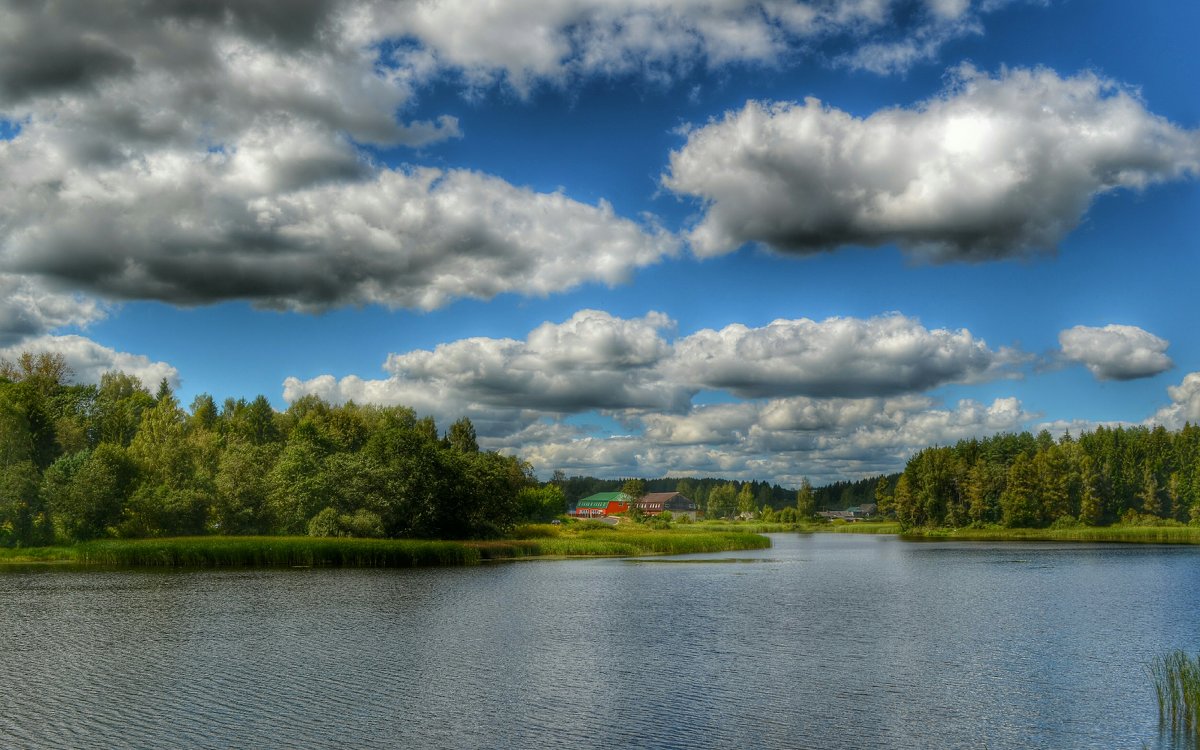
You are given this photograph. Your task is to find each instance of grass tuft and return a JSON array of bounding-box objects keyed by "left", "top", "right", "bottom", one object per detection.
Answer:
[{"left": 1151, "top": 650, "right": 1200, "bottom": 740}]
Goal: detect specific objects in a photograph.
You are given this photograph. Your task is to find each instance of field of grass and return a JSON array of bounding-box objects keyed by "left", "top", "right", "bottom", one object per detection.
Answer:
[
  {"left": 901, "top": 524, "right": 1200, "bottom": 545},
  {"left": 0, "top": 526, "right": 772, "bottom": 569}
]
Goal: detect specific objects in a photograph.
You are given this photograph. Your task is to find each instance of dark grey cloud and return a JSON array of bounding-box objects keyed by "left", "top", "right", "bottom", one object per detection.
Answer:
[
  {"left": 1, "top": 163, "right": 674, "bottom": 310},
  {"left": 664, "top": 66, "right": 1200, "bottom": 261},
  {"left": 0, "top": 274, "right": 105, "bottom": 346},
  {"left": 0, "top": 0, "right": 693, "bottom": 311}
]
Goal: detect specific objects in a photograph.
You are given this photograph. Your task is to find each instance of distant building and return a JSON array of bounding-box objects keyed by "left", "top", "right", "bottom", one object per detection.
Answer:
[
  {"left": 817, "top": 503, "right": 879, "bottom": 522},
  {"left": 636, "top": 492, "right": 700, "bottom": 521},
  {"left": 570, "top": 490, "right": 703, "bottom": 520},
  {"left": 570, "top": 492, "right": 631, "bottom": 518}
]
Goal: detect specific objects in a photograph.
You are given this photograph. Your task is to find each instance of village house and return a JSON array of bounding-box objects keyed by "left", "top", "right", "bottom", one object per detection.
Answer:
[
  {"left": 570, "top": 491, "right": 702, "bottom": 520},
  {"left": 816, "top": 503, "right": 878, "bottom": 522},
  {"left": 570, "top": 492, "right": 631, "bottom": 518},
  {"left": 635, "top": 492, "right": 700, "bottom": 521}
]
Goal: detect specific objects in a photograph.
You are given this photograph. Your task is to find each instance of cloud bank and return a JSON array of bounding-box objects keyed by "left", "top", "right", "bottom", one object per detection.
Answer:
[
  {"left": 665, "top": 66, "right": 1200, "bottom": 260},
  {"left": 0, "top": 0, "right": 1040, "bottom": 319},
  {"left": 0, "top": 0, "right": 679, "bottom": 315},
  {"left": 284, "top": 309, "right": 1025, "bottom": 483}
]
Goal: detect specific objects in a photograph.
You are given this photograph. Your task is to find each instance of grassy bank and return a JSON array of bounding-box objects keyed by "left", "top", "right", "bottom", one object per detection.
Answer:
[
  {"left": 697, "top": 521, "right": 799, "bottom": 533},
  {"left": 0, "top": 526, "right": 771, "bottom": 569},
  {"left": 901, "top": 524, "right": 1200, "bottom": 545},
  {"left": 74, "top": 536, "right": 481, "bottom": 567},
  {"left": 810, "top": 521, "right": 901, "bottom": 534},
  {"left": 478, "top": 524, "right": 771, "bottom": 560}
]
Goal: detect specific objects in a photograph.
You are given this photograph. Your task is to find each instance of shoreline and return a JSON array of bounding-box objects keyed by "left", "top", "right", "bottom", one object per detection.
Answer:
[{"left": 0, "top": 526, "right": 772, "bottom": 569}]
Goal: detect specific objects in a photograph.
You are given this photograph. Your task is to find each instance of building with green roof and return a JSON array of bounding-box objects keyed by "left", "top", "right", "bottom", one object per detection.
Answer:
[{"left": 570, "top": 492, "right": 631, "bottom": 518}]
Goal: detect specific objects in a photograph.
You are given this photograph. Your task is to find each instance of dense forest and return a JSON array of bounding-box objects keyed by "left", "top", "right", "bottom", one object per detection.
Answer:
[
  {"left": 884, "top": 427, "right": 1200, "bottom": 529},
  {"left": 0, "top": 353, "right": 563, "bottom": 547}
]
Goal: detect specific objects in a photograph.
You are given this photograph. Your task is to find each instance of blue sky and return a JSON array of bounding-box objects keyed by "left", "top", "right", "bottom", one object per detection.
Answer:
[{"left": 1, "top": 0, "right": 1197, "bottom": 485}]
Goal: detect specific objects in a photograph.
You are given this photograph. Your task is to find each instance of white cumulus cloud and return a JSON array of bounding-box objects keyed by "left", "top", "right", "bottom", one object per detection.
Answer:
[
  {"left": 1059, "top": 324, "right": 1173, "bottom": 381},
  {"left": 664, "top": 65, "right": 1200, "bottom": 261},
  {"left": 1147, "top": 373, "right": 1200, "bottom": 430},
  {"left": 0, "top": 335, "right": 179, "bottom": 390},
  {"left": 669, "top": 313, "right": 1021, "bottom": 398}
]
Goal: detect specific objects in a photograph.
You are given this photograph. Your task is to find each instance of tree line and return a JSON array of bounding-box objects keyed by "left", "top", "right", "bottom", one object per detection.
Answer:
[
  {"left": 881, "top": 426, "right": 1200, "bottom": 529},
  {"left": 558, "top": 474, "right": 798, "bottom": 509},
  {"left": 0, "top": 353, "right": 562, "bottom": 547}
]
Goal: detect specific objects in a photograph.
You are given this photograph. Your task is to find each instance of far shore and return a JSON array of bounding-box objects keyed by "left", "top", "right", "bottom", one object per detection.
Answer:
[{"left": 5, "top": 520, "right": 1200, "bottom": 569}]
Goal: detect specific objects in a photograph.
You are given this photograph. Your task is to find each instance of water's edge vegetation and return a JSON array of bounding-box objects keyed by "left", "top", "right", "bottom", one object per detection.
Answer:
[
  {"left": 898, "top": 524, "right": 1200, "bottom": 544},
  {"left": 9, "top": 521, "right": 1200, "bottom": 569},
  {"left": 0, "top": 525, "right": 772, "bottom": 568}
]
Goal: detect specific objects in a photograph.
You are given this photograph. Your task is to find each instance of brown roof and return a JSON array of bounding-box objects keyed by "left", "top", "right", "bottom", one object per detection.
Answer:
[{"left": 640, "top": 492, "right": 681, "bottom": 503}]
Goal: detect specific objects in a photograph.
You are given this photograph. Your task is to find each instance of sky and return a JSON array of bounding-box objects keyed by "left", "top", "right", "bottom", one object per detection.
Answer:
[{"left": 0, "top": 0, "right": 1197, "bottom": 487}]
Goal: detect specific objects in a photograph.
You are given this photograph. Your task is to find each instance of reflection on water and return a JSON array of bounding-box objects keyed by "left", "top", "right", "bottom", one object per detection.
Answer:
[{"left": 2, "top": 534, "right": 1199, "bottom": 749}]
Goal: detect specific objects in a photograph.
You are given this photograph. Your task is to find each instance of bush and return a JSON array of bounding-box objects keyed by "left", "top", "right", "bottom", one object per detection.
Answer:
[
  {"left": 307, "top": 507, "right": 341, "bottom": 537},
  {"left": 307, "top": 507, "right": 385, "bottom": 538}
]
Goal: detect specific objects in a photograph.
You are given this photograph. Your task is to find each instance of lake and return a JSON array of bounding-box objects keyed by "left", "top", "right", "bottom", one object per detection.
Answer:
[{"left": 2, "top": 533, "right": 1198, "bottom": 749}]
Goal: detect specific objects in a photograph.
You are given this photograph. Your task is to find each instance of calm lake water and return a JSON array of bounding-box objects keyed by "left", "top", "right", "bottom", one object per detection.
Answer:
[{"left": 2, "top": 533, "right": 1199, "bottom": 749}]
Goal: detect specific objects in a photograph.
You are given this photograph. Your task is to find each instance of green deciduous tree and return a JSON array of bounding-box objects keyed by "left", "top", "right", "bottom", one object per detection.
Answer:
[
  {"left": 517, "top": 484, "right": 566, "bottom": 521},
  {"left": 707, "top": 482, "right": 737, "bottom": 519},
  {"left": 795, "top": 478, "right": 815, "bottom": 519},
  {"left": 736, "top": 483, "right": 756, "bottom": 518},
  {"left": 46, "top": 444, "right": 135, "bottom": 541},
  {"left": 447, "top": 417, "right": 479, "bottom": 453}
]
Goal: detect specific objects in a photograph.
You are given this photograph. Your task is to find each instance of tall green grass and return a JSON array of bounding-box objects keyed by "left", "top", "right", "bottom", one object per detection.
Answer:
[
  {"left": 1151, "top": 651, "right": 1200, "bottom": 740},
  {"left": 15, "top": 527, "right": 771, "bottom": 568},
  {"left": 813, "top": 521, "right": 901, "bottom": 534},
  {"left": 0, "top": 546, "right": 79, "bottom": 564},
  {"left": 75, "top": 536, "right": 480, "bottom": 568},
  {"left": 696, "top": 522, "right": 800, "bottom": 533},
  {"left": 475, "top": 525, "right": 772, "bottom": 559},
  {"left": 695, "top": 520, "right": 901, "bottom": 535},
  {"left": 902, "top": 525, "right": 1200, "bottom": 544}
]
